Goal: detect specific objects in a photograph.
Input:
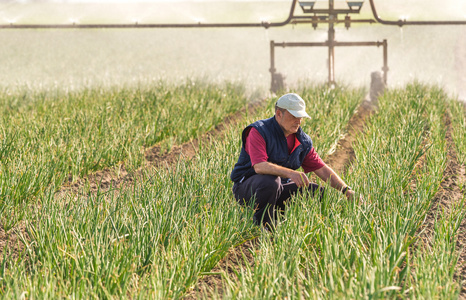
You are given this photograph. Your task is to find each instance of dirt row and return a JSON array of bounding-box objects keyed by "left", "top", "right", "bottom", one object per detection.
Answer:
[
  {"left": 456, "top": 171, "right": 466, "bottom": 297},
  {"left": 434, "top": 114, "right": 466, "bottom": 299},
  {"left": 325, "top": 98, "right": 377, "bottom": 175},
  {"left": 419, "top": 111, "right": 466, "bottom": 298}
]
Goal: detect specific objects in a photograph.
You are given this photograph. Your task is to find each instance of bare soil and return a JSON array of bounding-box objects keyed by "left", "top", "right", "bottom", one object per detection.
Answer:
[
  {"left": 441, "top": 112, "right": 466, "bottom": 297},
  {"left": 456, "top": 165, "right": 466, "bottom": 298},
  {"left": 0, "top": 221, "right": 28, "bottom": 264},
  {"left": 183, "top": 239, "right": 258, "bottom": 299},
  {"left": 326, "top": 97, "right": 377, "bottom": 175}
]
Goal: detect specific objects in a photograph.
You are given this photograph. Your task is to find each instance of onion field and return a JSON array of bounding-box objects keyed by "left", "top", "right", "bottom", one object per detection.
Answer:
[
  {"left": 0, "top": 81, "right": 249, "bottom": 231},
  {"left": 0, "top": 81, "right": 465, "bottom": 299}
]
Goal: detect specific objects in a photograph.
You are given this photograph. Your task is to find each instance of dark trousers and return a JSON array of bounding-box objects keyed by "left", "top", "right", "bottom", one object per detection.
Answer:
[{"left": 232, "top": 174, "right": 324, "bottom": 228}]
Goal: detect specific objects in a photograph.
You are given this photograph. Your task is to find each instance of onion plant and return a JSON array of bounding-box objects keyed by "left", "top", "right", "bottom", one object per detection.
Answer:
[{"left": 449, "top": 100, "right": 466, "bottom": 165}]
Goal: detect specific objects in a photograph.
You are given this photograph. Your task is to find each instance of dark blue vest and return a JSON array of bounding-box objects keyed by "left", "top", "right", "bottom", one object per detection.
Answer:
[{"left": 230, "top": 117, "right": 313, "bottom": 183}]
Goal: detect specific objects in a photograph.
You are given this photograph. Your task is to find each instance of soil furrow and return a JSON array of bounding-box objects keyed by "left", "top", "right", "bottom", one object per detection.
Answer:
[
  {"left": 183, "top": 239, "right": 258, "bottom": 299},
  {"left": 0, "top": 222, "right": 27, "bottom": 264},
  {"left": 417, "top": 111, "right": 466, "bottom": 297},
  {"left": 445, "top": 108, "right": 466, "bottom": 298},
  {"left": 325, "top": 97, "right": 377, "bottom": 175}
]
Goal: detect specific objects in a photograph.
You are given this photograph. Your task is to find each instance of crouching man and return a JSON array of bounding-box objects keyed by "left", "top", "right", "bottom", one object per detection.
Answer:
[{"left": 230, "top": 93, "right": 356, "bottom": 230}]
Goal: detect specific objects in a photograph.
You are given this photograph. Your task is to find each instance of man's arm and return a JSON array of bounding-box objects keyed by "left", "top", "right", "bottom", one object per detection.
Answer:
[
  {"left": 253, "top": 162, "right": 310, "bottom": 188},
  {"left": 313, "top": 163, "right": 355, "bottom": 200},
  {"left": 247, "top": 128, "right": 309, "bottom": 188}
]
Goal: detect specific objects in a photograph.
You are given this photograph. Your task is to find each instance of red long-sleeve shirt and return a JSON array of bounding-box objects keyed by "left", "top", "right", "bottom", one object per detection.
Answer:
[{"left": 245, "top": 127, "right": 325, "bottom": 173}]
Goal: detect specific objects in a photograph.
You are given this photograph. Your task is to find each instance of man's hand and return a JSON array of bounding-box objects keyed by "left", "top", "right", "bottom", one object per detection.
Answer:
[
  {"left": 289, "top": 170, "right": 310, "bottom": 188},
  {"left": 314, "top": 165, "right": 365, "bottom": 204},
  {"left": 253, "top": 162, "right": 311, "bottom": 188},
  {"left": 346, "top": 189, "right": 364, "bottom": 204},
  {"left": 345, "top": 189, "right": 355, "bottom": 201}
]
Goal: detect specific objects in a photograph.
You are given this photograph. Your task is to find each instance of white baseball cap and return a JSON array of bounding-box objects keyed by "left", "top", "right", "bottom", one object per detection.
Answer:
[{"left": 276, "top": 93, "right": 311, "bottom": 119}]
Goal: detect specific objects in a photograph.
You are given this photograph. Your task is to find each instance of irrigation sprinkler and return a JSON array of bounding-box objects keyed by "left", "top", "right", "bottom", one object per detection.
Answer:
[
  {"left": 1, "top": 0, "right": 466, "bottom": 92},
  {"left": 269, "top": 39, "right": 388, "bottom": 92},
  {"left": 270, "top": 0, "right": 387, "bottom": 92},
  {"left": 269, "top": 0, "right": 466, "bottom": 92}
]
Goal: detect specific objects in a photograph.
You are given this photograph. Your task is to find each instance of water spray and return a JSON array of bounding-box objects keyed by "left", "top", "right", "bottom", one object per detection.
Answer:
[
  {"left": 368, "top": 0, "right": 466, "bottom": 27},
  {"left": 1, "top": 0, "right": 466, "bottom": 92}
]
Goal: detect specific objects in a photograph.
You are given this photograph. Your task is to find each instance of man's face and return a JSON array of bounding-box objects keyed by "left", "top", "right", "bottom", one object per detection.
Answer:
[{"left": 275, "top": 109, "right": 303, "bottom": 137}]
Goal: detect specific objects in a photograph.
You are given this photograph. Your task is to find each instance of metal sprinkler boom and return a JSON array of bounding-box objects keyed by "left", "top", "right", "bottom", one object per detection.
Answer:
[
  {"left": 2, "top": 0, "right": 466, "bottom": 92},
  {"left": 269, "top": 0, "right": 388, "bottom": 92}
]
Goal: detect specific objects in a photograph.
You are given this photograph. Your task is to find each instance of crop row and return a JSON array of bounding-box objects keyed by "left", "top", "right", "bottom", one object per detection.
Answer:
[
  {"left": 0, "top": 81, "right": 249, "bottom": 231},
  {"left": 0, "top": 85, "right": 364, "bottom": 298},
  {"left": 450, "top": 100, "right": 466, "bottom": 165}
]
